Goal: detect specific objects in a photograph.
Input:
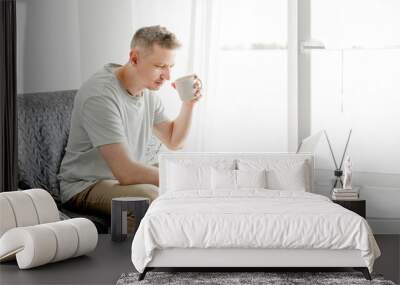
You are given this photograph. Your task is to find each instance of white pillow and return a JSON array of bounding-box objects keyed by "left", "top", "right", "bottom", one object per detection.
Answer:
[
  {"left": 236, "top": 169, "right": 267, "bottom": 189},
  {"left": 211, "top": 168, "right": 236, "bottom": 190},
  {"left": 266, "top": 162, "right": 309, "bottom": 191},
  {"left": 166, "top": 162, "right": 212, "bottom": 191},
  {"left": 238, "top": 159, "right": 310, "bottom": 191}
]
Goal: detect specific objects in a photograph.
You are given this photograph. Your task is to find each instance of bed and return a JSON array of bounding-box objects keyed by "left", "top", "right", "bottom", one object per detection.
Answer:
[{"left": 131, "top": 153, "right": 380, "bottom": 280}]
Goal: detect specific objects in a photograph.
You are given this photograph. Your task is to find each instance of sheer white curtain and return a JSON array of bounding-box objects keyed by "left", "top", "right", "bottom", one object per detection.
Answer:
[
  {"left": 186, "top": 0, "right": 289, "bottom": 152},
  {"left": 181, "top": 0, "right": 221, "bottom": 151}
]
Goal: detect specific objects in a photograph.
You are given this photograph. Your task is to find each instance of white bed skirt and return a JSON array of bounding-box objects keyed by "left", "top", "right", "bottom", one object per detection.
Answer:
[{"left": 148, "top": 248, "right": 366, "bottom": 268}]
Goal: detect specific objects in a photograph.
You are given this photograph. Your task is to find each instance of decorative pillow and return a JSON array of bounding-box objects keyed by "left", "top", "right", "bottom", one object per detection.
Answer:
[
  {"left": 238, "top": 159, "right": 311, "bottom": 191},
  {"left": 211, "top": 168, "right": 236, "bottom": 190},
  {"left": 166, "top": 162, "right": 212, "bottom": 191},
  {"left": 236, "top": 169, "right": 267, "bottom": 189}
]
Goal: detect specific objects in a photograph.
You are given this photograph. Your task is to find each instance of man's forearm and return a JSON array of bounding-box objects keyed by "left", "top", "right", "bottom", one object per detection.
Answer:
[
  {"left": 118, "top": 161, "right": 159, "bottom": 186},
  {"left": 170, "top": 102, "right": 194, "bottom": 148},
  {"left": 98, "top": 143, "right": 159, "bottom": 186}
]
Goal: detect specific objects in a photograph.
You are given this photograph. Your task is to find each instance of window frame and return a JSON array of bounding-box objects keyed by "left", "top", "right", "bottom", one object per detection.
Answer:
[{"left": 288, "top": 0, "right": 312, "bottom": 151}]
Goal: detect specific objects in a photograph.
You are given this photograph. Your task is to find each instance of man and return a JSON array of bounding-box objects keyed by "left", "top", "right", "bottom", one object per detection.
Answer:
[{"left": 58, "top": 25, "right": 202, "bottom": 219}]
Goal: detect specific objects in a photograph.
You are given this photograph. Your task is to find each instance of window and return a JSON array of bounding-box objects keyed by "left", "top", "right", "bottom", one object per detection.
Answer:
[
  {"left": 204, "top": 0, "right": 288, "bottom": 152},
  {"left": 310, "top": 0, "right": 400, "bottom": 173}
]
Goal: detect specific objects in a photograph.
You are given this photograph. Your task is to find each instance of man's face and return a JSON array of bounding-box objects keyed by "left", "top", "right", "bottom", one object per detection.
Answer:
[{"left": 133, "top": 44, "right": 176, "bottom": 90}]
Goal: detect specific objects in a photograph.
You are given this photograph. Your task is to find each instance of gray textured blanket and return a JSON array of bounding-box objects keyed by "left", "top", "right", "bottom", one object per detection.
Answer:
[{"left": 17, "top": 90, "right": 77, "bottom": 201}]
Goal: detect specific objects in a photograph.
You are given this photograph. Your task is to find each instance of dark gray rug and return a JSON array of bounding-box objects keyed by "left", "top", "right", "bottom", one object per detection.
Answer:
[{"left": 116, "top": 271, "right": 396, "bottom": 285}]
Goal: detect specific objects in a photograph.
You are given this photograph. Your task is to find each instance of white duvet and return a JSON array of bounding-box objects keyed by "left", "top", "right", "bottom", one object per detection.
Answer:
[{"left": 131, "top": 190, "right": 380, "bottom": 273}]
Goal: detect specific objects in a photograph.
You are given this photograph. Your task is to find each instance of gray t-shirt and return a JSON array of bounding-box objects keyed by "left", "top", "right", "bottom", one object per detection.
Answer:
[{"left": 58, "top": 63, "right": 168, "bottom": 203}]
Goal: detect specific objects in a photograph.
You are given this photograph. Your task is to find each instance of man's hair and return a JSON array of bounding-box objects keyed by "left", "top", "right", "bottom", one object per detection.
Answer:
[{"left": 131, "top": 25, "right": 181, "bottom": 51}]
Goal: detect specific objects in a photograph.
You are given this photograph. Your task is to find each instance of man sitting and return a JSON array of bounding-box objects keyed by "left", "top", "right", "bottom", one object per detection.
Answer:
[{"left": 58, "top": 25, "right": 202, "bottom": 224}]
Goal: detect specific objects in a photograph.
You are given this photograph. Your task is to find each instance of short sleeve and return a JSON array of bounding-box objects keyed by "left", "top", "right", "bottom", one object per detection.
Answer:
[
  {"left": 153, "top": 94, "right": 169, "bottom": 125},
  {"left": 81, "top": 96, "right": 126, "bottom": 147}
]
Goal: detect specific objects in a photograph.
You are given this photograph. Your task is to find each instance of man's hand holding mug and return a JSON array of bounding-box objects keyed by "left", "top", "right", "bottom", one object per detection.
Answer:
[{"left": 172, "top": 74, "right": 203, "bottom": 106}]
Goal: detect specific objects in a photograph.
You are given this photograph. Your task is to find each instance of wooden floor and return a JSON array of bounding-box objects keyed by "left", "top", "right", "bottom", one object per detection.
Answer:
[{"left": 0, "top": 235, "right": 398, "bottom": 285}]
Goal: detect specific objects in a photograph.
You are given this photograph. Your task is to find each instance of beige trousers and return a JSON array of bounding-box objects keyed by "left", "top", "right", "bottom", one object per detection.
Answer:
[{"left": 67, "top": 180, "right": 159, "bottom": 231}]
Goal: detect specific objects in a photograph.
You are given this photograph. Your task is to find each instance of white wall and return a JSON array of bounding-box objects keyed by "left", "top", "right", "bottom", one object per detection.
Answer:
[
  {"left": 16, "top": 0, "right": 81, "bottom": 94},
  {"left": 78, "top": 0, "right": 133, "bottom": 82},
  {"left": 16, "top": 0, "right": 133, "bottom": 94}
]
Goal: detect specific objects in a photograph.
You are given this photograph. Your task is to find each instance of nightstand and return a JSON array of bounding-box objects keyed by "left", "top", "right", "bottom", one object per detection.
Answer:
[
  {"left": 332, "top": 199, "right": 366, "bottom": 218},
  {"left": 111, "top": 197, "right": 150, "bottom": 241}
]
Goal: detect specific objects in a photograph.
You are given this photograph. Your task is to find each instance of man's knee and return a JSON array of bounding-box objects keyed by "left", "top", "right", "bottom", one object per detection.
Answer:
[
  {"left": 145, "top": 184, "right": 159, "bottom": 202},
  {"left": 133, "top": 184, "right": 159, "bottom": 202}
]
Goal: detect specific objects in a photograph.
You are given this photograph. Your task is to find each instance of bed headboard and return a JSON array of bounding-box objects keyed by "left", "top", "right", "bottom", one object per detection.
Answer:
[{"left": 158, "top": 152, "right": 314, "bottom": 194}]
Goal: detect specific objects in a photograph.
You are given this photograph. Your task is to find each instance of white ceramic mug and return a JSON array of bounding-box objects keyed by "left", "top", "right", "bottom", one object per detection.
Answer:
[{"left": 172, "top": 74, "right": 202, "bottom": 102}]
